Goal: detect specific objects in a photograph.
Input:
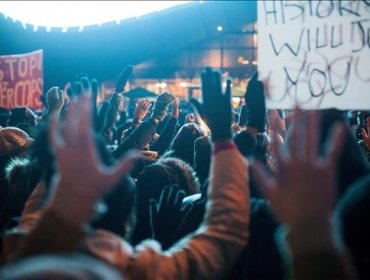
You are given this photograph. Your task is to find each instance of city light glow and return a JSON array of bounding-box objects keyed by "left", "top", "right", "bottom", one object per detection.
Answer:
[{"left": 0, "top": 1, "right": 191, "bottom": 29}]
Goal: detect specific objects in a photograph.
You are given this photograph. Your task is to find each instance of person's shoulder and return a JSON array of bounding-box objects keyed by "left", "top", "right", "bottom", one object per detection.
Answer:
[{"left": 84, "top": 229, "right": 133, "bottom": 267}]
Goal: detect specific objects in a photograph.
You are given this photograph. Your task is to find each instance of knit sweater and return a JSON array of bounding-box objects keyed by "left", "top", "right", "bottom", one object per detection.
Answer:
[{"left": 11, "top": 143, "right": 250, "bottom": 280}]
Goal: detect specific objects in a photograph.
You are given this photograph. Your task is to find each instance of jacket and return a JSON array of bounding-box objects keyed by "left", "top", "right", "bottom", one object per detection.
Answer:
[{"left": 9, "top": 144, "right": 251, "bottom": 280}]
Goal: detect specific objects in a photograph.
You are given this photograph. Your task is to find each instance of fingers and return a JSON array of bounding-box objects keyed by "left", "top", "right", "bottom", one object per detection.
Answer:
[
  {"left": 172, "top": 99, "right": 179, "bottom": 117},
  {"left": 287, "top": 106, "right": 301, "bottom": 161},
  {"left": 58, "top": 90, "right": 65, "bottom": 105},
  {"left": 66, "top": 84, "right": 75, "bottom": 99},
  {"left": 212, "top": 70, "right": 222, "bottom": 97},
  {"left": 201, "top": 68, "right": 213, "bottom": 104},
  {"left": 115, "top": 65, "right": 134, "bottom": 93},
  {"left": 251, "top": 161, "right": 277, "bottom": 202},
  {"left": 167, "top": 93, "right": 176, "bottom": 105},
  {"left": 159, "top": 186, "right": 171, "bottom": 207},
  {"left": 145, "top": 100, "right": 153, "bottom": 111},
  {"left": 137, "top": 99, "right": 149, "bottom": 109},
  {"left": 167, "top": 185, "right": 178, "bottom": 205},
  {"left": 174, "top": 190, "right": 186, "bottom": 209},
  {"left": 225, "top": 79, "right": 232, "bottom": 99},
  {"left": 62, "top": 99, "right": 77, "bottom": 143},
  {"left": 181, "top": 203, "right": 193, "bottom": 216},
  {"left": 307, "top": 110, "right": 320, "bottom": 162},
  {"left": 173, "top": 98, "right": 179, "bottom": 110},
  {"left": 149, "top": 199, "right": 159, "bottom": 221},
  {"left": 80, "top": 77, "right": 91, "bottom": 94},
  {"left": 157, "top": 92, "right": 175, "bottom": 105},
  {"left": 77, "top": 94, "right": 93, "bottom": 144},
  {"left": 367, "top": 117, "right": 370, "bottom": 133},
  {"left": 49, "top": 112, "right": 64, "bottom": 153},
  {"left": 91, "top": 79, "right": 99, "bottom": 97},
  {"left": 74, "top": 81, "right": 83, "bottom": 97},
  {"left": 149, "top": 198, "right": 157, "bottom": 237},
  {"left": 362, "top": 128, "right": 368, "bottom": 140},
  {"left": 323, "top": 122, "right": 346, "bottom": 169},
  {"left": 271, "top": 131, "right": 283, "bottom": 173}
]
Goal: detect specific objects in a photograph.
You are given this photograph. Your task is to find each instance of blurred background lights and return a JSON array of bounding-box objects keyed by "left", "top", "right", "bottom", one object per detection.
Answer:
[
  {"left": 0, "top": 1, "right": 191, "bottom": 29},
  {"left": 156, "top": 82, "right": 167, "bottom": 89},
  {"left": 179, "top": 82, "right": 188, "bottom": 88},
  {"left": 217, "top": 25, "right": 223, "bottom": 32}
]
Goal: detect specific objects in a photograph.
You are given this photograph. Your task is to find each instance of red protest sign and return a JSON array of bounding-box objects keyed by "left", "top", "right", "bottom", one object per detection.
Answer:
[{"left": 0, "top": 50, "right": 43, "bottom": 111}]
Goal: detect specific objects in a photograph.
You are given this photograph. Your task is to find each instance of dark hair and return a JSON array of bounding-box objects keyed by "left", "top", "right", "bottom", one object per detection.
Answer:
[
  {"left": 132, "top": 157, "right": 200, "bottom": 244},
  {"left": 165, "top": 123, "right": 204, "bottom": 166},
  {"left": 90, "top": 176, "right": 136, "bottom": 240},
  {"left": 194, "top": 136, "right": 211, "bottom": 187},
  {"left": 234, "top": 130, "right": 257, "bottom": 158},
  {"left": 319, "top": 109, "right": 369, "bottom": 198}
]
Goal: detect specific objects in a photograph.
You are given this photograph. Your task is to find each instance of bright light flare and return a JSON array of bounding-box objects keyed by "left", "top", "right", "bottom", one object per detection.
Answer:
[{"left": 0, "top": 1, "right": 191, "bottom": 28}]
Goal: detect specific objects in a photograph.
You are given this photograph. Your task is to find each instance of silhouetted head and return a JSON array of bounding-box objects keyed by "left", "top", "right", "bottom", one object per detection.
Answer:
[
  {"left": 166, "top": 123, "right": 204, "bottom": 166},
  {"left": 234, "top": 130, "right": 257, "bottom": 158},
  {"left": 194, "top": 136, "right": 211, "bottom": 187},
  {"left": 133, "top": 157, "right": 200, "bottom": 244},
  {"left": 90, "top": 176, "right": 136, "bottom": 240}
]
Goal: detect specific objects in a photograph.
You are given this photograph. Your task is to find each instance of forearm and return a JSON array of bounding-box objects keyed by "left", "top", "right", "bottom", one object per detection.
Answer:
[
  {"left": 115, "top": 118, "right": 158, "bottom": 158},
  {"left": 149, "top": 141, "right": 250, "bottom": 280},
  {"left": 151, "top": 117, "right": 178, "bottom": 155},
  {"left": 15, "top": 210, "right": 84, "bottom": 260},
  {"left": 14, "top": 178, "right": 93, "bottom": 260}
]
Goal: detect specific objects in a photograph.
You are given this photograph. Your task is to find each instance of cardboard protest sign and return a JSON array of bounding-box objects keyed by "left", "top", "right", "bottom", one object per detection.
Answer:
[
  {"left": 0, "top": 50, "right": 43, "bottom": 111},
  {"left": 258, "top": 1, "right": 370, "bottom": 109}
]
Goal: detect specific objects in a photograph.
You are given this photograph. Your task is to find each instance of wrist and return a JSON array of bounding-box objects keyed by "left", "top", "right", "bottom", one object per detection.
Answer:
[
  {"left": 48, "top": 178, "right": 96, "bottom": 228},
  {"left": 213, "top": 139, "right": 237, "bottom": 155},
  {"left": 277, "top": 217, "right": 343, "bottom": 258},
  {"left": 133, "top": 117, "right": 143, "bottom": 126},
  {"left": 48, "top": 107, "right": 62, "bottom": 115}
]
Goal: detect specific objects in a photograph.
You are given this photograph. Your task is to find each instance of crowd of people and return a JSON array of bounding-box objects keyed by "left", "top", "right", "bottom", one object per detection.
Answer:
[{"left": 0, "top": 64, "right": 369, "bottom": 279}]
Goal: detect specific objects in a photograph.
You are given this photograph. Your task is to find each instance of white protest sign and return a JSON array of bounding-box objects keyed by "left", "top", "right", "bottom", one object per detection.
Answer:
[{"left": 258, "top": 0, "right": 370, "bottom": 109}]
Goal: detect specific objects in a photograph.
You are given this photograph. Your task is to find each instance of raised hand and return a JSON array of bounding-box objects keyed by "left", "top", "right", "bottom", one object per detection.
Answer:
[
  {"left": 361, "top": 116, "right": 370, "bottom": 150},
  {"left": 251, "top": 109, "right": 346, "bottom": 227},
  {"left": 172, "top": 98, "right": 179, "bottom": 119},
  {"left": 134, "top": 99, "right": 152, "bottom": 122},
  {"left": 80, "top": 77, "right": 91, "bottom": 96},
  {"left": 268, "top": 109, "right": 286, "bottom": 135},
  {"left": 115, "top": 65, "right": 134, "bottom": 94},
  {"left": 244, "top": 72, "right": 266, "bottom": 133},
  {"left": 150, "top": 92, "right": 176, "bottom": 122},
  {"left": 150, "top": 185, "right": 193, "bottom": 246},
  {"left": 201, "top": 67, "right": 232, "bottom": 141},
  {"left": 48, "top": 94, "right": 140, "bottom": 225},
  {"left": 46, "top": 87, "right": 65, "bottom": 114},
  {"left": 185, "top": 113, "right": 195, "bottom": 123}
]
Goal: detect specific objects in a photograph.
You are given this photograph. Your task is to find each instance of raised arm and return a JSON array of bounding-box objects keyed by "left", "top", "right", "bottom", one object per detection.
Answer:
[
  {"left": 150, "top": 99, "right": 179, "bottom": 155},
  {"left": 252, "top": 109, "right": 357, "bottom": 280},
  {"left": 114, "top": 92, "right": 175, "bottom": 158},
  {"left": 14, "top": 94, "right": 140, "bottom": 259},
  {"left": 129, "top": 67, "right": 250, "bottom": 279}
]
